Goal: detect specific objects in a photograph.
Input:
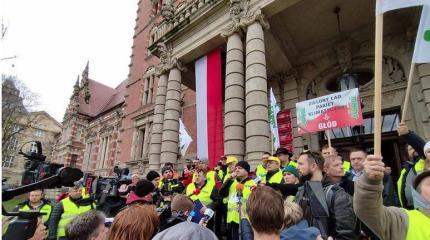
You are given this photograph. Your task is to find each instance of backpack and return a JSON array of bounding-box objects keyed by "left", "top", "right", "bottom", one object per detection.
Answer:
[{"left": 296, "top": 181, "right": 348, "bottom": 239}]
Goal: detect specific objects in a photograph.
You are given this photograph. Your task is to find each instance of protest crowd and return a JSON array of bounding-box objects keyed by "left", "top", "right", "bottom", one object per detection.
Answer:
[{"left": 10, "top": 122, "right": 430, "bottom": 240}]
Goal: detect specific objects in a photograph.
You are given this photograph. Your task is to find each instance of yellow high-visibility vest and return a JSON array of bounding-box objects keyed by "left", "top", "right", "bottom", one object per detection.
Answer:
[
  {"left": 256, "top": 164, "right": 267, "bottom": 178},
  {"left": 19, "top": 202, "right": 52, "bottom": 223},
  {"left": 405, "top": 209, "right": 430, "bottom": 240},
  {"left": 397, "top": 159, "right": 426, "bottom": 207},
  {"left": 264, "top": 169, "right": 283, "bottom": 184},
  {"left": 57, "top": 197, "right": 94, "bottom": 238},
  {"left": 226, "top": 178, "right": 256, "bottom": 224},
  {"left": 186, "top": 182, "right": 215, "bottom": 206}
]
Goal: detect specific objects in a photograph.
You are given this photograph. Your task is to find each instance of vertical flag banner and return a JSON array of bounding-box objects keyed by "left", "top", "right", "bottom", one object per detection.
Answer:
[
  {"left": 269, "top": 88, "right": 280, "bottom": 150},
  {"left": 376, "top": 0, "right": 426, "bottom": 15},
  {"left": 195, "top": 49, "right": 224, "bottom": 168},
  {"left": 179, "top": 118, "right": 193, "bottom": 157},
  {"left": 413, "top": 5, "right": 430, "bottom": 63},
  {"left": 375, "top": 0, "right": 430, "bottom": 63}
]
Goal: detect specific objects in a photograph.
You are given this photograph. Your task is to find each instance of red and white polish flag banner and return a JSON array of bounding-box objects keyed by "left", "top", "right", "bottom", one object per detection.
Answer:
[
  {"left": 296, "top": 88, "right": 364, "bottom": 134},
  {"left": 195, "top": 48, "right": 224, "bottom": 168}
]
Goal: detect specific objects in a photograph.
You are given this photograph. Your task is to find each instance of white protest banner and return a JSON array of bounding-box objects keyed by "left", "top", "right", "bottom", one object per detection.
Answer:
[
  {"left": 179, "top": 118, "right": 193, "bottom": 156},
  {"left": 296, "top": 88, "right": 363, "bottom": 134}
]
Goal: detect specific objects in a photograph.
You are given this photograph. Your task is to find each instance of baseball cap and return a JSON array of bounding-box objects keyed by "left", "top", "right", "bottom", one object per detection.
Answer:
[
  {"left": 226, "top": 156, "right": 238, "bottom": 164},
  {"left": 263, "top": 156, "right": 281, "bottom": 165}
]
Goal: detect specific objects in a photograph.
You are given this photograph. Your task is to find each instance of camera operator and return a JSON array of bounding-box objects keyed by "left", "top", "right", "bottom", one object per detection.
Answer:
[
  {"left": 126, "top": 179, "right": 155, "bottom": 205},
  {"left": 146, "top": 170, "right": 161, "bottom": 188},
  {"left": 15, "top": 189, "right": 53, "bottom": 226},
  {"left": 186, "top": 169, "right": 220, "bottom": 230},
  {"left": 159, "top": 166, "right": 184, "bottom": 201},
  {"left": 158, "top": 194, "right": 194, "bottom": 232},
  {"left": 48, "top": 182, "right": 95, "bottom": 240}
]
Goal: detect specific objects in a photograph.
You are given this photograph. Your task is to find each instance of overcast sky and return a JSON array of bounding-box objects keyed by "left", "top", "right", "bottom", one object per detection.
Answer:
[{"left": 1, "top": 0, "right": 138, "bottom": 122}]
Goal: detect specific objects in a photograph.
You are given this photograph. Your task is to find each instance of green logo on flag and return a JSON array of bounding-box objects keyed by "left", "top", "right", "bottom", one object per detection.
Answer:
[
  {"left": 424, "top": 30, "right": 430, "bottom": 42},
  {"left": 350, "top": 96, "right": 358, "bottom": 119}
]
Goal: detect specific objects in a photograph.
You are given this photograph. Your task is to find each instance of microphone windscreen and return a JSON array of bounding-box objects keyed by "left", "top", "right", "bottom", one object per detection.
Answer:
[{"left": 236, "top": 183, "right": 244, "bottom": 192}]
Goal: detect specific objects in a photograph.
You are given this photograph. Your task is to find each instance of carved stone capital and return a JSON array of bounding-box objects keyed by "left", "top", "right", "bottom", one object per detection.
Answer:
[
  {"left": 220, "top": 21, "right": 243, "bottom": 38},
  {"left": 241, "top": 8, "right": 270, "bottom": 30},
  {"left": 155, "top": 57, "right": 187, "bottom": 76}
]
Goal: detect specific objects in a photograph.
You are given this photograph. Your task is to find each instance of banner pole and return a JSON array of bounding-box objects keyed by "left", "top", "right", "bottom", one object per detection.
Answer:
[
  {"left": 374, "top": 11, "right": 383, "bottom": 155},
  {"left": 401, "top": 62, "right": 416, "bottom": 123},
  {"left": 326, "top": 130, "right": 332, "bottom": 149}
]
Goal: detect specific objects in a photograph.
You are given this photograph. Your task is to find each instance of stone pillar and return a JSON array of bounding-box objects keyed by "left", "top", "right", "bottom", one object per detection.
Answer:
[
  {"left": 245, "top": 13, "right": 270, "bottom": 168},
  {"left": 224, "top": 32, "right": 245, "bottom": 160},
  {"left": 148, "top": 73, "right": 168, "bottom": 170},
  {"left": 160, "top": 67, "right": 182, "bottom": 166},
  {"left": 418, "top": 63, "right": 430, "bottom": 139}
]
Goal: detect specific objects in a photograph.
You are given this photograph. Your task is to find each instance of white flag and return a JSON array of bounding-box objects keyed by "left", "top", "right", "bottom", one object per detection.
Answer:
[
  {"left": 269, "top": 88, "right": 280, "bottom": 150},
  {"left": 179, "top": 119, "right": 193, "bottom": 157},
  {"left": 375, "top": 0, "right": 426, "bottom": 15},
  {"left": 413, "top": 5, "right": 430, "bottom": 63}
]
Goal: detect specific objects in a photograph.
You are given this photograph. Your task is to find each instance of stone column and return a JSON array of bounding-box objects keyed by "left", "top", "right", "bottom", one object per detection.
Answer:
[
  {"left": 418, "top": 63, "right": 430, "bottom": 139},
  {"left": 244, "top": 11, "right": 270, "bottom": 168},
  {"left": 160, "top": 67, "right": 182, "bottom": 166},
  {"left": 148, "top": 73, "right": 168, "bottom": 170},
  {"left": 223, "top": 32, "right": 245, "bottom": 160}
]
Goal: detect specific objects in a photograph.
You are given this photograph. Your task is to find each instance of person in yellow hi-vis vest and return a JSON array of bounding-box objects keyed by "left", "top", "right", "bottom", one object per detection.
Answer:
[
  {"left": 255, "top": 152, "right": 271, "bottom": 178},
  {"left": 48, "top": 182, "right": 95, "bottom": 240},
  {"left": 276, "top": 147, "right": 297, "bottom": 170},
  {"left": 16, "top": 189, "right": 53, "bottom": 225},
  {"left": 262, "top": 156, "right": 284, "bottom": 184},
  {"left": 219, "top": 160, "right": 256, "bottom": 240},
  {"left": 354, "top": 151, "right": 430, "bottom": 240},
  {"left": 186, "top": 169, "right": 219, "bottom": 230}
]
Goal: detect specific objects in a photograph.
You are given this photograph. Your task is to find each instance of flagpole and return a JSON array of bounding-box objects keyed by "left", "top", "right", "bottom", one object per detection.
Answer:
[
  {"left": 374, "top": 8, "right": 383, "bottom": 155},
  {"left": 401, "top": 63, "right": 416, "bottom": 123},
  {"left": 326, "top": 130, "right": 332, "bottom": 149}
]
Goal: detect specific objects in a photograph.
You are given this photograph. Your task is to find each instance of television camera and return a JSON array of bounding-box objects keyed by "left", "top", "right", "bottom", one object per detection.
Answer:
[
  {"left": 85, "top": 166, "right": 132, "bottom": 217},
  {"left": 2, "top": 141, "right": 83, "bottom": 240}
]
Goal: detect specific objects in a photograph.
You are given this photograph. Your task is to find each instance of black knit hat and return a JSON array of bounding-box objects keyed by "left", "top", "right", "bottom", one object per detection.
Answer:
[
  {"left": 236, "top": 161, "right": 250, "bottom": 173},
  {"left": 161, "top": 166, "right": 173, "bottom": 174},
  {"left": 135, "top": 179, "right": 155, "bottom": 197},
  {"left": 146, "top": 170, "right": 160, "bottom": 182}
]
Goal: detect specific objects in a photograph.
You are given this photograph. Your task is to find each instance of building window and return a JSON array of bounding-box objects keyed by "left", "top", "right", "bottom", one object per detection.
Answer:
[
  {"left": 98, "top": 136, "right": 110, "bottom": 169},
  {"left": 30, "top": 142, "right": 38, "bottom": 153},
  {"left": 2, "top": 156, "right": 14, "bottom": 168},
  {"left": 142, "top": 76, "right": 154, "bottom": 105},
  {"left": 8, "top": 137, "right": 19, "bottom": 151},
  {"left": 323, "top": 111, "right": 400, "bottom": 140},
  {"left": 33, "top": 129, "right": 43, "bottom": 137},
  {"left": 70, "top": 154, "right": 78, "bottom": 168},
  {"left": 138, "top": 128, "right": 146, "bottom": 159},
  {"left": 83, "top": 141, "right": 94, "bottom": 171}
]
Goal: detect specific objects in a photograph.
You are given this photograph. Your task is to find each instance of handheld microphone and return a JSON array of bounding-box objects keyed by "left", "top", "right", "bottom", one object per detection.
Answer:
[{"left": 236, "top": 183, "right": 244, "bottom": 198}]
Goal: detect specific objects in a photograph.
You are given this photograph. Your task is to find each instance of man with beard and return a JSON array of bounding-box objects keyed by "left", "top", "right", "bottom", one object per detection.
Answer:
[{"left": 295, "top": 151, "right": 358, "bottom": 240}]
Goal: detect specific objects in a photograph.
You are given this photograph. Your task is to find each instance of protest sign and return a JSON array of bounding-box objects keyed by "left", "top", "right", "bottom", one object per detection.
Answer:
[{"left": 296, "top": 88, "right": 363, "bottom": 134}]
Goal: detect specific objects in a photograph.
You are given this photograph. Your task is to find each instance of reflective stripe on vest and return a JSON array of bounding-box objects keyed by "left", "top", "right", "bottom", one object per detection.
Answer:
[
  {"left": 226, "top": 179, "right": 256, "bottom": 224},
  {"left": 256, "top": 164, "right": 267, "bottom": 178},
  {"left": 57, "top": 197, "right": 93, "bottom": 237},
  {"left": 19, "top": 203, "right": 52, "bottom": 223},
  {"left": 265, "top": 169, "right": 283, "bottom": 184},
  {"left": 405, "top": 209, "right": 430, "bottom": 240},
  {"left": 186, "top": 182, "right": 214, "bottom": 206}
]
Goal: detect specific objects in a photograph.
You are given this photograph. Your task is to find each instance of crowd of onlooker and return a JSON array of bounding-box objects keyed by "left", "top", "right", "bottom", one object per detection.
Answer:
[{"left": 7, "top": 122, "right": 430, "bottom": 239}]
